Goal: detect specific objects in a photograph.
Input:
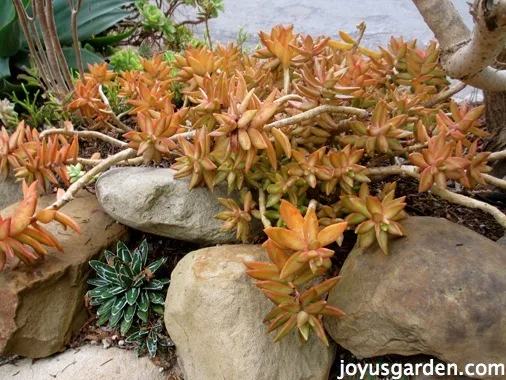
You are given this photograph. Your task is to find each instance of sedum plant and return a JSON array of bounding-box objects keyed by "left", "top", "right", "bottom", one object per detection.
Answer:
[
  {"left": 87, "top": 240, "right": 169, "bottom": 355},
  {"left": 0, "top": 180, "right": 80, "bottom": 271},
  {"left": 245, "top": 200, "right": 347, "bottom": 345},
  {"left": 5, "top": 22, "right": 506, "bottom": 344}
]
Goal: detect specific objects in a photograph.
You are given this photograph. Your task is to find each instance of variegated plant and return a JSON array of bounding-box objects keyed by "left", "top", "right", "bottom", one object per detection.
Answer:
[{"left": 87, "top": 240, "right": 169, "bottom": 352}]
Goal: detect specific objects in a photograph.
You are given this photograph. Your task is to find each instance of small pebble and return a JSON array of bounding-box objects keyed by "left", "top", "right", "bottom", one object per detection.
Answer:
[
  {"left": 102, "top": 339, "right": 111, "bottom": 349},
  {"left": 118, "top": 340, "right": 125, "bottom": 346}
]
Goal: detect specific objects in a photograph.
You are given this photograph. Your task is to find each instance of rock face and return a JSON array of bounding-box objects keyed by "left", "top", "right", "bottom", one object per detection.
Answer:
[
  {"left": 325, "top": 216, "right": 506, "bottom": 376},
  {"left": 0, "top": 345, "right": 167, "bottom": 380},
  {"left": 165, "top": 245, "right": 335, "bottom": 380},
  {"left": 0, "top": 176, "right": 23, "bottom": 210},
  {"left": 96, "top": 167, "right": 261, "bottom": 245},
  {"left": 0, "top": 193, "right": 128, "bottom": 358}
]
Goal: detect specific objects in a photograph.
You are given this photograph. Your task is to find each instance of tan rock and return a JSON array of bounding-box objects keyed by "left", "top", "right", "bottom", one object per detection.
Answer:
[
  {"left": 164, "top": 244, "right": 335, "bottom": 380},
  {"left": 0, "top": 193, "right": 128, "bottom": 358},
  {"left": 325, "top": 216, "right": 506, "bottom": 379}
]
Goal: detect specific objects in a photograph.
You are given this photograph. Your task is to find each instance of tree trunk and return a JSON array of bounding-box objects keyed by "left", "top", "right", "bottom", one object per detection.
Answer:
[{"left": 484, "top": 51, "right": 506, "bottom": 178}]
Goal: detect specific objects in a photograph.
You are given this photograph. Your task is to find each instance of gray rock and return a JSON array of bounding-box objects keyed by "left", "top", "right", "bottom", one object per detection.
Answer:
[
  {"left": 164, "top": 244, "right": 335, "bottom": 380},
  {"left": 325, "top": 216, "right": 506, "bottom": 379},
  {"left": 0, "top": 176, "right": 23, "bottom": 210},
  {"left": 0, "top": 345, "right": 166, "bottom": 380},
  {"left": 496, "top": 235, "right": 506, "bottom": 246},
  {"left": 96, "top": 167, "right": 261, "bottom": 245}
]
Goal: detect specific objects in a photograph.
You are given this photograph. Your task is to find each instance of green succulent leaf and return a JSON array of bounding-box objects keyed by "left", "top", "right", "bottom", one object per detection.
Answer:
[
  {"left": 119, "top": 264, "right": 134, "bottom": 279},
  {"left": 97, "top": 310, "right": 112, "bottom": 326},
  {"left": 138, "top": 240, "right": 148, "bottom": 266},
  {"left": 117, "top": 241, "right": 132, "bottom": 263},
  {"left": 33, "top": 0, "right": 134, "bottom": 47},
  {"left": 109, "top": 308, "right": 124, "bottom": 327},
  {"left": 100, "top": 285, "right": 126, "bottom": 299},
  {"left": 104, "top": 250, "right": 115, "bottom": 263},
  {"left": 132, "top": 273, "right": 147, "bottom": 287},
  {"left": 125, "top": 330, "right": 141, "bottom": 343},
  {"left": 88, "top": 285, "right": 110, "bottom": 298},
  {"left": 131, "top": 249, "right": 143, "bottom": 275},
  {"left": 151, "top": 305, "right": 164, "bottom": 315},
  {"left": 61, "top": 47, "right": 105, "bottom": 69},
  {"left": 89, "top": 260, "right": 121, "bottom": 285},
  {"left": 0, "top": 0, "right": 31, "bottom": 58},
  {"left": 147, "top": 330, "right": 158, "bottom": 357},
  {"left": 120, "top": 314, "right": 134, "bottom": 336},
  {"left": 138, "top": 291, "right": 150, "bottom": 312},
  {"left": 89, "top": 297, "right": 105, "bottom": 306},
  {"left": 137, "top": 309, "right": 148, "bottom": 323},
  {"left": 144, "top": 279, "right": 164, "bottom": 291},
  {"left": 0, "top": 56, "right": 10, "bottom": 80},
  {"left": 126, "top": 287, "right": 141, "bottom": 305},
  {"left": 147, "top": 291, "right": 165, "bottom": 305},
  {"left": 97, "top": 297, "right": 116, "bottom": 316},
  {"left": 147, "top": 257, "right": 167, "bottom": 275},
  {"left": 124, "top": 303, "right": 137, "bottom": 323},
  {"left": 84, "top": 26, "right": 137, "bottom": 48},
  {"left": 111, "top": 294, "right": 128, "bottom": 316}
]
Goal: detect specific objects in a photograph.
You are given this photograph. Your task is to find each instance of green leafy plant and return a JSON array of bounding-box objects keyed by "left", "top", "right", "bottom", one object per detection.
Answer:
[
  {"left": 87, "top": 239, "right": 169, "bottom": 355},
  {"left": 0, "top": 98, "right": 18, "bottom": 127},
  {"left": 110, "top": 48, "right": 143, "bottom": 72},
  {"left": 0, "top": 0, "right": 134, "bottom": 93},
  {"left": 125, "top": 322, "right": 174, "bottom": 357}
]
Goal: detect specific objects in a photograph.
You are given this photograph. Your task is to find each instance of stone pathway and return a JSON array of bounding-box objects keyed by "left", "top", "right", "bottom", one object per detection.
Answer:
[{"left": 0, "top": 345, "right": 166, "bottom": 380}]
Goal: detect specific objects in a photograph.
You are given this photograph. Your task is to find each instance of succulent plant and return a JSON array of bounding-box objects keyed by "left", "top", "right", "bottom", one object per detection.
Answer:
[
  {"left": 0, "top": 98, "right": 18, "bottom": 128},
  {"left": 409, "top": 133, "right": 470, "bottom": 192},
  {"left": 342, "top": 183, "right": 407, "bottom": 254},
  {"left": 245, "top": 200, "right": 347, "bottom": 345},
  {"left": 0, "top": 181, "right": 80, "bottom": 271},
  {"left": 110, "top": 48, "right": 143, "bottom": 72},
  {"left": 125, "top": 322, "right": 174, "bottom": 357},
  {"left": 87, "top": 240, "right": 169, "bottom": 338}
]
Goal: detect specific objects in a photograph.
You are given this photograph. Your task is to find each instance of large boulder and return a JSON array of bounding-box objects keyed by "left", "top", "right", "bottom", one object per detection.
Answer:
[
  {"left": 0, "top": 193, "right": 128, "bottom": 358},
  {"left": 165, "top": 245, "right": 335, "bottom": 380},
  {"left": 325, "top": 216, "right": 506, "bottom": 377},
  {"left": 0, "top": 344, "right": 167, "bottom": 379},
  {"left": 96, "top": 167, "right": 261, "bottom": 245}
]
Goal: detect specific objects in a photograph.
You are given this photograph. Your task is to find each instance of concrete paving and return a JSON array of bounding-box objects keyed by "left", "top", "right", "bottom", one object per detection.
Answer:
[{"left": 188, "top": 0, "right": 473, "bottom": 47}]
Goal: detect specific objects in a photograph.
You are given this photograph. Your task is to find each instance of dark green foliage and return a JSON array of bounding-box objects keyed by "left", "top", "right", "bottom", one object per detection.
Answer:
[{"left": 87, "top": 239, "right": 170, "bottom": 355}]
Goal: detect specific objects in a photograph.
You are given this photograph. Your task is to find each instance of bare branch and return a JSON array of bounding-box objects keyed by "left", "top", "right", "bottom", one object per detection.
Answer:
[
  {"left": 68, "top": 0, "right": 84, "bottom": 79},
  {"left": 424, "top": 82, "right": 467, "bottom": 107},
  {"left": 258, "top": 188, "right": 272, "bottom": 229},
  {"left": 488, "top": 148, "right": 506, "bottom": 161},
  {"left": 98, "top": 85, "right": 133, "bottom": 132},
  {"left": 46, "top": 148, "right": 137, "bottom": 211},
  {"left": 430, "top": 185, "right": 506, "bottom": 228},
  {"left": 264, "top": 105, "right": 368, "bottom": 131},
  {"left": 78, "top": 156, "right": 144, "bottom": 167},
  {"left": 483, "top": 173, "right": 506, "bottom": 190},
  {"left": 40, "top": 128, "right": 128, "bottom": 148}
]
